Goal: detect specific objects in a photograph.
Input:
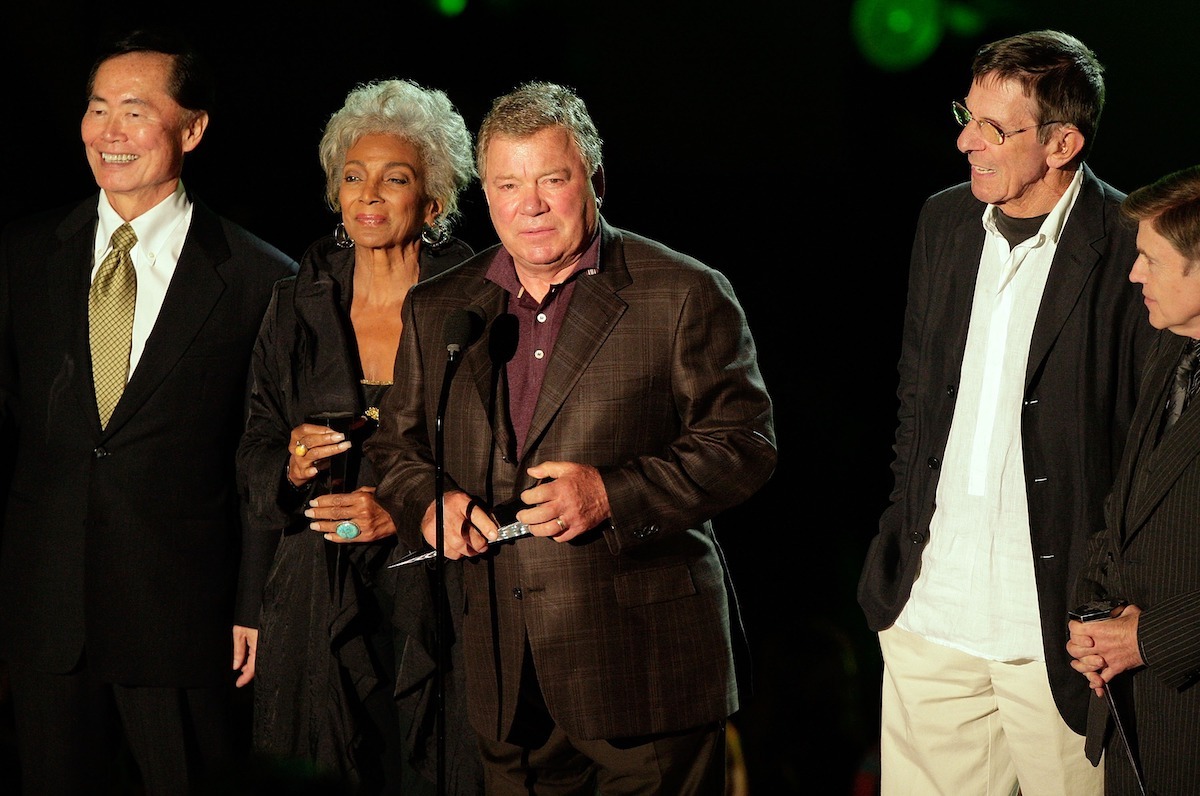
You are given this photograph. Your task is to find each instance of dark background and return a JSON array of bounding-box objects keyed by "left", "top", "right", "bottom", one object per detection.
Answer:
[{"left": 1, "top": 1, "right": 1196, "bottom": 793}]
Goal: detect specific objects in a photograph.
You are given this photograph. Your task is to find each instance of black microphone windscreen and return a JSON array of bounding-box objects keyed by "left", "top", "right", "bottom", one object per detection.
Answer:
[{"left": 443, "top": 306, "right": 485, "bottom": 351}]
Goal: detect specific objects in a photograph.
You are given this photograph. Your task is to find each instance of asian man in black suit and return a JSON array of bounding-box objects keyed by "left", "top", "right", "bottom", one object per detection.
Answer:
[{"left": 0, "top": 27, "right": 296, "bottom": 794}]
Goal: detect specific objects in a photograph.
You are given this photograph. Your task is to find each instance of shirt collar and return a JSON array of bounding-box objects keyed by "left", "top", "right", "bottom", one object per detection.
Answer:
[
  {"left": 96, "top": 181, "right": 192, "bottom": 256},
  {"left": 486, "top": 223, "right": 603, "bottom": 298},
  {"left": 981, "top": 166, "right": 1084, "bottom": 246}
]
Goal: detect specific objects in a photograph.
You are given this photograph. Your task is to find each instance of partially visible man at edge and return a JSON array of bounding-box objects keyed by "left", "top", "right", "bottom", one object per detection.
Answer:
[
  {"left": 0, "top": 27, "right": 296, "bottom": 794},
  {"left": 1068, "top": 164, "right": 1200, "bottom": 796}
]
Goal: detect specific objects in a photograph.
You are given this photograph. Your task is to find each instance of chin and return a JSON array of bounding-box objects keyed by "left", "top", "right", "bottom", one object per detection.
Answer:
[{"left": 968, "top": 184, "right": 996, "bottom": 205}]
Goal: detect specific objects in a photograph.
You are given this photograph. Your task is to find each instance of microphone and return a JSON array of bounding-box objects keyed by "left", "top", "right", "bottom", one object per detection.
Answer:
[{"left": 443, "top": 306, "right": 485, "bottom": 359}]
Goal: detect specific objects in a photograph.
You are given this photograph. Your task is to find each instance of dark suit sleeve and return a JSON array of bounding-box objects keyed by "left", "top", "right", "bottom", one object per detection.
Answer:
[
  {"left": 857, "top": 197, "right": 937, "bottom": 627},
  {"left": 1138, "top": 589, "right": 1200, "bottom": 690},
  {"left": 235, "top": 281, "right": 304, "bottom": 626},
  {"left": 884, "top": 201, "right": 932, "bottom": 522}
]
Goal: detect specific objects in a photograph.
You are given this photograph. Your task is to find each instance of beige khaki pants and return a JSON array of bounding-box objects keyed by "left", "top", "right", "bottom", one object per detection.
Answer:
[{"left": 878, "top": 624, "right": 1102, "bottom": 796}]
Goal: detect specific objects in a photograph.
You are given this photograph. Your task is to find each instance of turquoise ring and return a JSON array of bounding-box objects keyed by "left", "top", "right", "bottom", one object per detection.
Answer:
[{"left": 335, "top": 521, "right": 361, "bottom": 540}]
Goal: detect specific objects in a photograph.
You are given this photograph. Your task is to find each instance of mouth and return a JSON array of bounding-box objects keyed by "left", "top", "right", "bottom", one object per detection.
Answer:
[
  {"left": 101, "top": 153, "right": 138, "bottom": 164},
  {"left": 970, "top": 163, "right": 995, "bottom": 175}
]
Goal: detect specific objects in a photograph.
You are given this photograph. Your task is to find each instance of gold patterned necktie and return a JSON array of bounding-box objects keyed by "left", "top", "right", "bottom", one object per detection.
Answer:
[{"left": 89, "top": 223, "right": 138, "bottom": 427}]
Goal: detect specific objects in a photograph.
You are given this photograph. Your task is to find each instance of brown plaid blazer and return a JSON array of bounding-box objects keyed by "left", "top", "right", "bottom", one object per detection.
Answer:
[{"left": 368, "top": 220, "right": 776, "bottom": 742}]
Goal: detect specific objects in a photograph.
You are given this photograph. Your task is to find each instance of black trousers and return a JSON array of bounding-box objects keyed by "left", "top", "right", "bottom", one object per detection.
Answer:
[
  {"left": 8, "top": 653, "right": 235, "bottom": 795},
  {"left": 477, "top": 642, "right": 727, "bottom": 796}
]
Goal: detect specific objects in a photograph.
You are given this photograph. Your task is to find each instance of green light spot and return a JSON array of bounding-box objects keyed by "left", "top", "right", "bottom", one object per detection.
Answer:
[
  {"left": 437, "top": 0, "right": 468, "bottom": 16},
  {"left": 853, "top": 0, "right": 944, "bottom": 72},
  {"left": 944, "top": 3, "right": 985, "bottom": 36},
  {"left": 887, "top": 9, "right": 914, "bottom": 34}
]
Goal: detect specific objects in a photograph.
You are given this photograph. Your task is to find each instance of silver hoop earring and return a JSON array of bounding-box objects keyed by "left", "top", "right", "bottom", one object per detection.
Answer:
[
  {"left": 334, "top": 222, "right": 354, "bottom": 249},
  {"left": 421, "top": 221, "right": 449, "bottom": 249}
]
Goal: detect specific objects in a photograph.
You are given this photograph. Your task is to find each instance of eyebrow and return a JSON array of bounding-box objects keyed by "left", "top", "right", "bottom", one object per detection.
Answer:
[
  {"left": 87, "top": 94, "right": 153, "bottom": 110},
  {"left": 343, "top": 159, "right": 417, "bottom": 171}
]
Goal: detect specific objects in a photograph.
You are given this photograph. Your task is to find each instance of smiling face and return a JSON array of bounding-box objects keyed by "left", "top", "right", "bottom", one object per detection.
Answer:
[
  {"left": 338, "top": 133, "right": 437, "bottom": 251},
  {"left": 1130, "top": 218, "right": 1200, "bottom": 337},
  {"left": 81, "top": 51, "right": 207, "bottom": 220},
  {"left": 482, "top": 126, "right": 599, "bottom": 280},
  {"left": 956, "top": 76, "right": 1068, "bottom": 218}
]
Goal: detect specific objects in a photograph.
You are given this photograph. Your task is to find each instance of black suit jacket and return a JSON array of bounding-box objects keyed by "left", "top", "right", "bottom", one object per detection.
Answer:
[
  {"left": 858, "top": 164, "right": 1155, "bottom": 733},
  {"left": 1076, "top": 330, "right": 1200, "bottom": 792},
  {"left": 0, "top": 194, "right": 295, "bottom": 687}
]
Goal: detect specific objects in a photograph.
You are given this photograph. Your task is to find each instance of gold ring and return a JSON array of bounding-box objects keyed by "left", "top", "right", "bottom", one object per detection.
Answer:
[
  {"left": 293, "top": 441, "right": 307, "bottom": 457},
  {"left": 555, "top": 517, "right": 567, "bottom": 532}
]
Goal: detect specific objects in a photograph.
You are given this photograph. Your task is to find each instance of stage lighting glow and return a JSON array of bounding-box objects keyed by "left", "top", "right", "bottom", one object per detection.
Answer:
[{"left": 852, "top": 0, "right": 944, "bottom": 71}]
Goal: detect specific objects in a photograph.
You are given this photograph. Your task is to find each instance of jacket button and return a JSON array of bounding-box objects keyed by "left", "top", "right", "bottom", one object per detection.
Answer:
[
  {"left": 927, "top": 456, "right": 940, "bottom": 469},
  {"left": 909, "top": 531, "right": 925, "bottom": 544},
  {"left": 946, "top": 384, "right": 956, "bottom": 396},
  {"left": 93, "top": 447, "right": 109, "bottom": 458},
  {"left": 512, "top": 587, "right": 523, "bottom": 600}
]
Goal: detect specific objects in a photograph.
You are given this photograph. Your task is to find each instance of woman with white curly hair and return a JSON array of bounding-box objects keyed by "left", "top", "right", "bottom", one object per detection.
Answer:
[{"left": 237, "top": 78, "right": 481, "bottom": 794}]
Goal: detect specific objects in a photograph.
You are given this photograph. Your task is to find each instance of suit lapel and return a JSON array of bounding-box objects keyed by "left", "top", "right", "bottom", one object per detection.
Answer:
[
  {"left": 523, "top": 225, "right": 630, "bottom": 457},
  {"left": 1123, "top": 333, "right": 1200, "bottom": 541},
  {"left": 102, "top": 204, "right": 230, "bottom": 434},
  {"left": 460, "top": 222, "right": 632, "bottom": 463},
  {"left": 53, "top": 200, "right": 111, "bottom": 429},
  {"left": 1026, "top": 165, "right": 1109, "bottom": 390},
  {"left": 523, "top": 274, "right": 626, "bottom": 453},
  {"left": 927, "top": 211, "right": 982, "bottom": 365}
]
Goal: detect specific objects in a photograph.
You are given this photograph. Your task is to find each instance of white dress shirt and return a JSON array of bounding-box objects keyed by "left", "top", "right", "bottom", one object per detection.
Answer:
[
  {"left": 93, "top": 182, "right": 193, "bottom": 378},
  {"left": 897, "top": 168, "right": 1085, "bottom": 661}
]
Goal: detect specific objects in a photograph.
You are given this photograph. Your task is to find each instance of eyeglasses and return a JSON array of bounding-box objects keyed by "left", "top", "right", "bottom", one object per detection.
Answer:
[{"left": 951, "top": 100, "right": 1066, "bottom": 145}]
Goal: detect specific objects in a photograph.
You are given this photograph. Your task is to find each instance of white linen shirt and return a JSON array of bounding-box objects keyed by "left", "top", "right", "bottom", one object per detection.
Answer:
[
  {"left": 897, "top": 168, "right": 1084, "bottom": 661},
  {"left": 92, "top": 182, "right": 193, "bottom": 378}
]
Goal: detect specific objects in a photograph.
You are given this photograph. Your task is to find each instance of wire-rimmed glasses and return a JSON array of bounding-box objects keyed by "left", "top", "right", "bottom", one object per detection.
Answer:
[{"left": 952, "top": 100, "right": 1066, "bottom": 145}]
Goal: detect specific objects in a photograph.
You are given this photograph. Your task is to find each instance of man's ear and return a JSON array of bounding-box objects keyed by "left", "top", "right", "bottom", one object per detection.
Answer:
[
  {"left": 592, "top": 165, "right": 606, "bottom": 208},
  {"left": 1048, "top": 126, "right": 1084, "bottom": 168},
  {"left": 181, "top": 111, "right": 209, "bottom": 154}
]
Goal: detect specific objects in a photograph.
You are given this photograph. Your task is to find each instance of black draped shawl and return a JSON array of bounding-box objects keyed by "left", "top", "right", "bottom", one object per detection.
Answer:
[{"left": 237, "top": 234, "right": 481, "bottom": 793}]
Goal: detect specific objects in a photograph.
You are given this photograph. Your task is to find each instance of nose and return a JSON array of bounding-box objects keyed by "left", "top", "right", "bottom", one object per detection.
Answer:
[
  {"left": 518, "top": 185, "right": 547, "bottom": 215},
  {"left": 1129, "top": 254, "right": 1148, "bottom": 284},
  {"left": 99, "top": 116, "right": 127, "bottom": 141},
  {"left": 357, "top": 179, "right": 382, "bottom": 203},
  {"left": 957, "top": 122, "right": 983, "bottom": 153}
]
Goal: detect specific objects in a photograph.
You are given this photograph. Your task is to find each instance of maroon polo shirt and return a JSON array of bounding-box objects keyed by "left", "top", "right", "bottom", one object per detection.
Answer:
[{"left": 485, "top": 232, "right": 601, "bottom": 456}]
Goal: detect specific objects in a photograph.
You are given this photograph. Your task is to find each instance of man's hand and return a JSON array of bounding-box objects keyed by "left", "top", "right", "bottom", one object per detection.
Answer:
[
  {"left": 1066, "top": 604, "right": 1143, "bottom": 697},
  {"left": 519, "top": 461, "right": 610, "bottom": 542},
  {"left": 419, "top": 490, "right": 500, "bottom": 559},
  {"left": 233, "top": 625, "right": 258, "bottom": 688}
]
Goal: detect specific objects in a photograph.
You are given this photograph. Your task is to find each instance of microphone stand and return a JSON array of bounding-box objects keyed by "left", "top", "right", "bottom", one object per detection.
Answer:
[
  {"left": 1105, "top": 685, "right": 1149, "bottom": 795},
  {"left": 433, "top": 337, "right": 465, "bottom": 796}
]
